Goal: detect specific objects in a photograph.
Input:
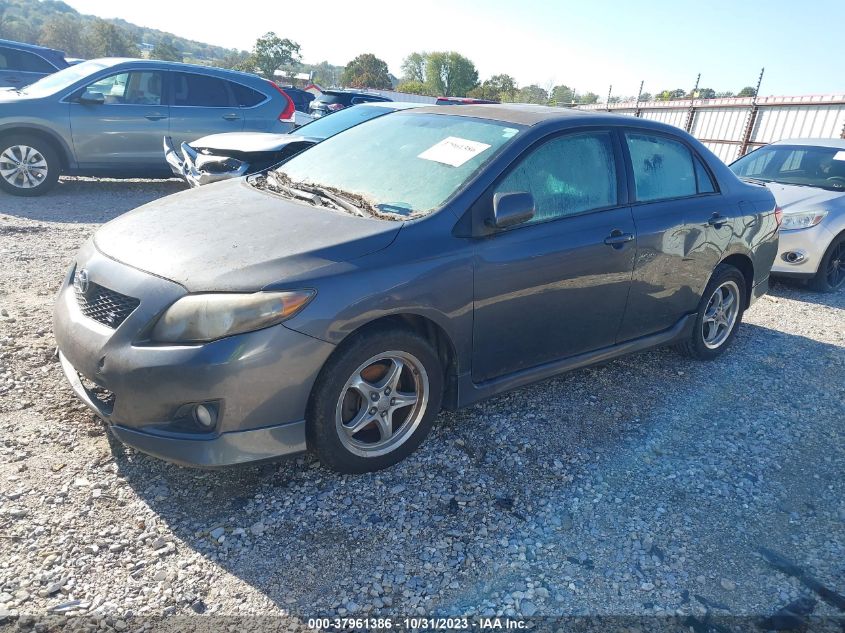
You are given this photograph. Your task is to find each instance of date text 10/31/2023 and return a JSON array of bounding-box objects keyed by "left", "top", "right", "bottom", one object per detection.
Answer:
[{"left": 307, "top": 617, "right": 528, "bottom": 630}]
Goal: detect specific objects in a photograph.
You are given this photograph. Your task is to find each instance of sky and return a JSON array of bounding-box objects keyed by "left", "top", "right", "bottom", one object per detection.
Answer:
[{"left": 65, "top": 0, "right": 845, "bottom": 98}]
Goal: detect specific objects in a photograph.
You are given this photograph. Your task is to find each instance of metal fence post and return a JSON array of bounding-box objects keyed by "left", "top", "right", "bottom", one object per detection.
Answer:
[{"left": 738, "top": 68, "right": 765, "bottom": 159}]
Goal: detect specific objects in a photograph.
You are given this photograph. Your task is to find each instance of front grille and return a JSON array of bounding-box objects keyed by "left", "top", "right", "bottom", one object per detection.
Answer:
[
  {"left": 77, "top": 371, "right": 115, "bottom": 415},
  {"left": 74, "top": 275, "right": 140, "bottom": 329}
]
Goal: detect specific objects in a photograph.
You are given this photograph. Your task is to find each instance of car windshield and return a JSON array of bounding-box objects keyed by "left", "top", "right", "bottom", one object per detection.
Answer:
[
  {"left": 265, "top": 113, "right": 522, "bottom": 219},
  {"left": 295, "top": 104, "right": 397, "bottom": 141},
  {"left": 730, "top": 144, "right": 845, "bottom": 192},
  {"left": 18, "top": 59, "right": 111, "bottom": 96}
]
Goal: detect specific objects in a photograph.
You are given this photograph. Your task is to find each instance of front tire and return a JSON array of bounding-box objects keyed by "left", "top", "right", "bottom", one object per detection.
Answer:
[
  {"left": 809, "top": 233, "right": 845, "bottom": 292},
  {"left": 0, "top": 135, "right": 61, "bottom": 197},
  {"left": 306, "top": 327, "right": 444, "bottom": 473},
  {"left": 673, "top": 264, "right": 746, "bottom": 360}
]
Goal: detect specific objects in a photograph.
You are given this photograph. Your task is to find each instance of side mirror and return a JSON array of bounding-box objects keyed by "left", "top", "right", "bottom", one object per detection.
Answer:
[
  {"left": 78, "top": 90, "right": 105, "bottom": 105},
  {"left": 490, "top": 191, "right": 535, "bottom": 229}
]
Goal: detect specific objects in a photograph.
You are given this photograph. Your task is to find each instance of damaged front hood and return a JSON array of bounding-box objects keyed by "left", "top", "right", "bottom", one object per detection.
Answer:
[
  {"left": 191, "top": 131, "right": 319, "bottom": 154},
  {"left": 94, "top": 179, "right": 402, "bottom": 291}
]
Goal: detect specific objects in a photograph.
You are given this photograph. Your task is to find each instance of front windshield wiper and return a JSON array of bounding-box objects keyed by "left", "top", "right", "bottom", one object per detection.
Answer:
[{"left": 263, "top": 171, "right": 380, "bottom": 218}]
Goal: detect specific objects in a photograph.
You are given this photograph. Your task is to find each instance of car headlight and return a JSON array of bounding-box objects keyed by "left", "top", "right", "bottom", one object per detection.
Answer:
[
  {"left": 780, "top": 209, "right": 828, "bottom": 230},
  {"left": 151, "top": 291, "right": 314, "bottom": 343}
]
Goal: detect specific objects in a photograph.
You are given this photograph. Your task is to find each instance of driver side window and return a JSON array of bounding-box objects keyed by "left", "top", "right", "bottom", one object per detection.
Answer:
[
  {"left": 494, "top": 131, "right": 618, "bottom": 224},
  {"left": 84, "top": 71, "right": 162, "bottom": 105}
]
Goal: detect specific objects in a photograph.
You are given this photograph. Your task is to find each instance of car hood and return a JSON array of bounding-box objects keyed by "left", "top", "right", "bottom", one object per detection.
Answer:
[
  {"left": 191, "top": 132, "right": 320, "bottom": 153},
  {"left": 0, "top": 88, "right": 33, "bottom": 102},
  {"left": 766, "top": 182, "right": 845, "bottom": 213},
  {"left": 93, "top": 179, "right": 402, "bottom": 292}
]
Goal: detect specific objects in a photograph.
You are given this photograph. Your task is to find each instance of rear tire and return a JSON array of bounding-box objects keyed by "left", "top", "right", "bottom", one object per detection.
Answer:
[
  {"left": 673, "top": 264, "right": 746, "bottom": 360},
  {"left": 0, "top": 135, "right": 61, "bottom": 197},
  {"left": 809, "top": 233, "right": 845, "bottom": 292},
  {"left": 306, "top": 327, "right": 444, "bottom": 474}
]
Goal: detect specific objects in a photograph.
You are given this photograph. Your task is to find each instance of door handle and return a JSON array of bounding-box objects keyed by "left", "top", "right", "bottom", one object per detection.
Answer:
[
  {"left": 604, "top": 230, "right": 634, "bottom": 248},
  {"left": 222, "top": 113, "right": 240, "bottom": 121},
  {"left": 144, "top": 113, "right": 167, "bottom": 121},
  {"left": 707, "top": 213, "right": 727, "bottom": 228}
]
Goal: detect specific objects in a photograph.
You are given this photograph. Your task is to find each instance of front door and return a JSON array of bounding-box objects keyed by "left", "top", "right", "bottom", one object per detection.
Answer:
[
  {"left": 472, "top": 129, "right": 637, "bottom": 383},
  {"left": 69, "top": 70, "right": 168, "bottom": 168}
]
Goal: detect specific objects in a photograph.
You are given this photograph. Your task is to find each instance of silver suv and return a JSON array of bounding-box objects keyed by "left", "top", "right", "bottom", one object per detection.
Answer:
[{"left": 0, "top": 58, "right": 296, "bottom": 196}]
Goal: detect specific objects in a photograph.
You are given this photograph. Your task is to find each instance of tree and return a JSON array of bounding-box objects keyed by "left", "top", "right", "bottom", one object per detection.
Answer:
[
  {"left": 341, "top": 53, "right": 391, "bottom": 89},
  {"left": 247, "top": 32, "right": 301, "bottom": 79},
  {"left": 474, "top": 74, "right": 516, "bottom": 101},
  {"left": 86, "top": 19, "right": 139, "bottom": 57},
  {"left": 401, "top": 52, "right": 427, "bottom": 83},
  {"left": 516, "top": 84, "right": 548, "bottom": 104},
  {"left": 695, "top": 87, "right": 716, "bottom": 99},
  {"left": 396, "top": 80, "right": 431, "bottom": 96},
  {"left": 579, "top": 92, "right": 599, "bottom": 104},
  {"left": 738, "top": 86, "right": 757, "bottom": 97},
  {"left": 638, "top": 92, "right": 652, "bottom": 102},
  {"left": 425, "top": 51, "right": 478, "bottom": 97},
  {"left": 550, "top": 84, "right": 576, "bottom": 105},
  {"left": 311, "top": 60, "right": 342, "bottom": 88},
  {"left": 215, "top": 49, "right": 250, "bottom": 71},
  {"left": 151, "top": 37, "right": 182, "bottom": 62},
  {"left": 39, "top": 14, "right": 85, "bottom": 57},
  {"left": 715, "top": 90, "right": 735, "bottom": 98}
]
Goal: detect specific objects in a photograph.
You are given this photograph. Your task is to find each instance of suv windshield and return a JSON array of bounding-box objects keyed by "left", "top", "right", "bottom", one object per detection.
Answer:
[
  {"left": 18, "top": 59, "right": 110, "bottom": 96},
  {"left": 296, "top": 104, "right": 398, "bottom": 140},
  {"left": 730, "top": 144, "right": 845, "bottom": 192},
  {"left": 263, "top": 113, "right": 522, "bottom": 219}
]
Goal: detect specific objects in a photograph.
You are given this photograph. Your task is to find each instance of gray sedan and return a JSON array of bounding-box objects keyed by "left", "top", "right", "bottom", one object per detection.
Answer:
[
  {"left": 53, "top": 105, "right": 778, "bottom": 473},
  {"left": 0, "top": 58, "right": 295, "bottom": 196}
]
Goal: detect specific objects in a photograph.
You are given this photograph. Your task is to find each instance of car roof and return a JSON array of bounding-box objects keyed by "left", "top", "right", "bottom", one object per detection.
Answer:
[
  {"left": 87, "top": 58, "right": 265, "bottom": 82},
  {"left": 0, "top": 38, "right": 64, "bottom": 56},
  {"left": 359, "top": 101, "right": 423, "bottom": 111},
  {"left": 771, "top": 138, "right": 845, "bottom": 150}
]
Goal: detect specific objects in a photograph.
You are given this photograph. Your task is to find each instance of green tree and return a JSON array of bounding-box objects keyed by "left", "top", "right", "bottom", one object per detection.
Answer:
[
  {"left": 341, "top": 53, "right": 391, "bottom": 89},
  {"left": 550, "top": 84, "right": 576, "bottom": 105},
  {"left": 401, "top": 52, "right": 427, "bottom": 83},
  {"left": 247, "top": 32, "right": 301, "bottom": 79},
  {"left": 151, "top": 37, "right": 182, "bottom": 62},
  {"left": 214, "top": 49, "right": 250, "bottom": 70},
  {"left": 738, "top": 86, "right": 757, "bottom": 97},
  {"left": 715, "top": 90, "right": 735, "bottom": 98},
  {"left": 516, "top": 84, "right": 548, "bottom": 104},
  {"left": 311, "top": 60, "right": 342, "bottom": 87},
  {"left": 86, "top": 19, "right": 139, "bottom": 57},
  {"left": 396, "top": 80, "right": 432, "bottom": 96},
  {"left": 579, "top": 92, "right": 600, "bottom": 104},
  {"left": 38, "top": 13, "right": 85, "bottom": 57},
  {"left": 468, "top": 73, "right": 516, "bottom": 101},
  {"left": 638, "top": 92, "right": 652, "bottom": 102},
  {"left": 694, "top": 87, "right": 716, "bottom": 99},
  {"left": 425, "top": 51, "right": 478, "bottom": 97}
]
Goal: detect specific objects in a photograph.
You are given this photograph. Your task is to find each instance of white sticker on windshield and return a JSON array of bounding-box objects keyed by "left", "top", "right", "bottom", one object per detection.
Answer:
[
  {"left": 502, "top": 127, "right": 519, "bottom": 139},
  {"left": 418, "top": 137, "right": 491, "bottom": 167},
  {"left": 833, "top": 150, "right": 845, "bottom": 161}
]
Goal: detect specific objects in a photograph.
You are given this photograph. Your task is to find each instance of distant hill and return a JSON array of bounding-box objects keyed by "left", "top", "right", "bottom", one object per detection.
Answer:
[{"left": 0, "top": 0, "right": 246, "bottom": 63}]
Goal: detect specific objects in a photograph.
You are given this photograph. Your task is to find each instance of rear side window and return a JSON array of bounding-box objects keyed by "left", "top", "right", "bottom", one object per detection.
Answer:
[
  {"left": 626, "top": 132, "right": 697, "bottom": 202},
  {"left": 230, "top": 82, "right": 266, "bottom": 107},
  {"left": 495, "top": 131, "right": 618, "bottom": 224},
  {"left": 694, "top": 156, "right": 717, "bottom": 193},
  {"left": 172, "top": 73, "right": 232, "bottom": 107},
  {"left": 0, "top": 47, "right": 56, "bottom": 73}
]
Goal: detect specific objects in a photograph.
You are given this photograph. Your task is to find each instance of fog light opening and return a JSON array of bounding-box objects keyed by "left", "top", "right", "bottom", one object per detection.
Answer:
[
  {"left": 192, "top": 404, "right": 216, "bottom": 429},
  {"left": 782, "top": 251, "right": 806, "bottom": 264}
]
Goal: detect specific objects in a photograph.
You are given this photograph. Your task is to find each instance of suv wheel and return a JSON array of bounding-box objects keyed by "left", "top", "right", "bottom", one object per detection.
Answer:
[
  {"left": 307, "top": 327, "right": 443, "bottom": 473},
  {"left": 674, "top": 264, "right": 746, "bottom": 360},
  {"left": 0, "top": 135, "right": 61, "bottom": 197},
  {"left": 809, "top": 234, "right": 845, "bottom": 292}
]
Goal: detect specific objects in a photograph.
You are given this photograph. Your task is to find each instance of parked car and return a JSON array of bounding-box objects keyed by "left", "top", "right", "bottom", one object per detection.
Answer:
[
  {"left": 730, "top": 138, "right": 845, "bottom": 291},
  {"left": 274, "top": 85, "right": 315, "bottom": 127},
  {"left": 54, "top": 105, "right": 778, "bottom": 473},
  {"left": 309, "top": 89, "right": 391, "bottom": 118},
  {"left": 164, "top": 102, "right": 423, "bottom": 187},
  {"left": 0, "top": 58, "right": 296, "bottom": 196},
  {"left": 0, "top": 39, "right": 69, "bottom": 88}
]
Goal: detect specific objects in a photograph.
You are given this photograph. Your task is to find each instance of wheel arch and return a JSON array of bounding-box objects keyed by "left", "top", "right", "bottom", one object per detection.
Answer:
[
  {"left": 0, "top": 126, "right": 72, "bottom": 171},
  {"left": 718, "top": 253, "right": 754, "bottom": 308}
]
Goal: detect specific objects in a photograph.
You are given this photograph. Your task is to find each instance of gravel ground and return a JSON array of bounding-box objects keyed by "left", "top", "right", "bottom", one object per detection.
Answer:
[{"left": 1, "top": 177, "right": 843, "bottom": 631}]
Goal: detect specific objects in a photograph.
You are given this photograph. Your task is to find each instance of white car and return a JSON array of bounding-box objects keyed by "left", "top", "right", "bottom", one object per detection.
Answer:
[{"left": 730, "top": 138, "right": 845, "bottom": 292}]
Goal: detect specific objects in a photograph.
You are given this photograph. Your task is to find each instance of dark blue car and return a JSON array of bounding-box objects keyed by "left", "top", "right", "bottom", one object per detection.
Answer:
[{"left": 0, "top": 39, "right": 68, "bottom": 88}]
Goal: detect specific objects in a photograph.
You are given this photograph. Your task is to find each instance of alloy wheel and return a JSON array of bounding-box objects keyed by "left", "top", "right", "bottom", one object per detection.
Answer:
[
  {"left": 702, "top": 280, "right": 740, "bottom": 349},
  {"left": 0, "top": 145, "right": 49, "bottom": 189},
  {"left": 826, "top": 241, "right": 845, "bottom": 289},
  {"left": 335, "top": 351, "right": 429, "bottom": 458}
]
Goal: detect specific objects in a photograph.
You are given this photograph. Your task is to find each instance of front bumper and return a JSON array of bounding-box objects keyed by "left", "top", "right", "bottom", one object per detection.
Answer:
[
  {"left": 163, "top": 136, "right": 248, "bottom": 188},
  {"left": 771, "top": 223, "right": 836, "bottom": 277},
  {"left": 53, "top": 242, "right": 335, "bottom": 467}
]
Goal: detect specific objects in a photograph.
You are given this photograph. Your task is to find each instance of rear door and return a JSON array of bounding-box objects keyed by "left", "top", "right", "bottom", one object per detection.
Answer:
[
  {"left": 616, "top": 130, "right": 731, "bottom": 341},
  {"left": 167, "top": 72, "right": 245, "bottom": 147},
  {"left": 69, "top": 69, "right": 168, "bottom": 168},
  {"left": 472, "top": 128, "right": 637, "bottom": 382}
]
